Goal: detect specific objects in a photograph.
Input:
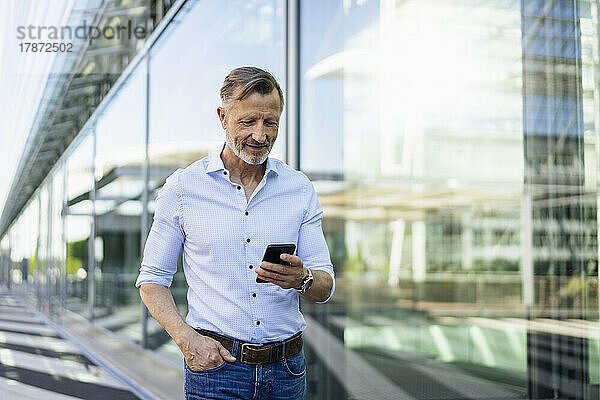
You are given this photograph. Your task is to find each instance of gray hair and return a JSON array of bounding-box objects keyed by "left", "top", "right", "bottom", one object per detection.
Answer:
[{"left": 220, "top": 66, "right": 284, "bottom": 113}]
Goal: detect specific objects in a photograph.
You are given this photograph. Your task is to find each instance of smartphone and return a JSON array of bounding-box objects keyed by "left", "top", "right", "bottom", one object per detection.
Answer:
[{"left": 256, "top": 243, "right": 297, "bottom": 283}]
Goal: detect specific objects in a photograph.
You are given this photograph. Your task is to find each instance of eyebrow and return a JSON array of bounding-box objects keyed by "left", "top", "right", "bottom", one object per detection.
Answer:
[{"left": 237, "top": 112, "right": 279, "bottom": 120}]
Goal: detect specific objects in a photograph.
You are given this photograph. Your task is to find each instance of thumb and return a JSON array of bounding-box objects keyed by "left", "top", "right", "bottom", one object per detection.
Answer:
[{"left": 218, "top": 344, "right": 236, "bottom": 362}]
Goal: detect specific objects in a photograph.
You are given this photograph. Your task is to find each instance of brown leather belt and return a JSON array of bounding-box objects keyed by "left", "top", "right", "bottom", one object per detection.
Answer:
[{"left": 196, "top": 329, "right": 303, "bottom": 365}]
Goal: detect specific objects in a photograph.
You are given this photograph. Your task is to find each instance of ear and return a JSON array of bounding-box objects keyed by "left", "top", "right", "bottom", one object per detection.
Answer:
[{"left": 217, "top": 107, "right": 227, "bottom": 130}]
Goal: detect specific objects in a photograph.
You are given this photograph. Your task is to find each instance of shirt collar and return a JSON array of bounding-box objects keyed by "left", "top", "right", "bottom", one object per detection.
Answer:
[{"left": 205, "top": 142, "right": 279, "bottom": 176}]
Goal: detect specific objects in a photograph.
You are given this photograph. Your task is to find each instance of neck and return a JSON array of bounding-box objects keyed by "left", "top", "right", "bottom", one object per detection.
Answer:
[{"left": 221, "top": 145, "right": 266, "bottom": 185}]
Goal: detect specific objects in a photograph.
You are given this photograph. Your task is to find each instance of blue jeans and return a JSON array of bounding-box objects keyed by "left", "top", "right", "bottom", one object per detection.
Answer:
[{"left": 184, "top": 347, "right": 306, "bottom": 400}]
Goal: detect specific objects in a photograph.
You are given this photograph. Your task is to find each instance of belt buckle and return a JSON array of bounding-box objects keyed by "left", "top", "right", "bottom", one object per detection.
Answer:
[{"left": 240, "top": 342, "right": 263, "bottom": 365}]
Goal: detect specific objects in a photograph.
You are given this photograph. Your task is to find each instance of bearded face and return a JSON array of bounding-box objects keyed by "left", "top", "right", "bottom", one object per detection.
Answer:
[{"left": 220, "top": 89, "right": 281, "bottom": 165}]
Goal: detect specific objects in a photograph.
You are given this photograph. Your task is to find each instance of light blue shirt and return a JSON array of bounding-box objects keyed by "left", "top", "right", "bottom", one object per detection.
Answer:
[{"left": 136, "top": 146, "right": 335, "bottom": 343}]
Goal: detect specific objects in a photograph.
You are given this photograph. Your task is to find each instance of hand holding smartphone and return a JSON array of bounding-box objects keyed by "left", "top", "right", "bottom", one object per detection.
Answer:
[{"left": 256, "top": 243, "right": 296, "bottom": 283}]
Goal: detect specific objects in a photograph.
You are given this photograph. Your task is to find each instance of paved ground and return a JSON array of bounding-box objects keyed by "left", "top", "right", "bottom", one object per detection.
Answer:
[{"left": 0, "top": 289, "right": 140, "bottom": 399}]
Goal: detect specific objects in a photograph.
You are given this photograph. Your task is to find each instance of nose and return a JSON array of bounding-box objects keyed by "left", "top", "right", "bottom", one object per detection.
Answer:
[{"left": 251, "top": 122, "right": 266, "bottom": 143}]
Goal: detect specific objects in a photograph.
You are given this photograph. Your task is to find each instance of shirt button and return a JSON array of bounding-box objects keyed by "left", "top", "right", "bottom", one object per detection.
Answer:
[
  {"left": 256, "top": 321, "right": 260, "bottom": 325},
  {"left": 223, "top": 171, "right": 227, "bottom": 175},
  {"left": 252, "top": 293, "right": 256, "bottom": 297},
  {"left": 249, "top": 265, "right": 253, "bottom": 269},
  {"left": 237, "top": 186, "right": 241, "bottom": 190},
  {"left": 246, "top": 238, "right": 250, "bottom": 243},
  {"left": 245, "top": 211, "right": 249, "bottom": 216}
]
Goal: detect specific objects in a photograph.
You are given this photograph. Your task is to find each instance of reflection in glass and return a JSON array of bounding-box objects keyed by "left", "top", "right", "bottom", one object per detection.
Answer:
[
  {"left": 93, "top": 60, "right": 146, "bottom": 342},
  {"left": 149, "top": 0, "right": 285, "bottom": 170},
  {"left": 65, "top": 133, "right": 94, "bottom": 317},
  {"left": 301, "top": 1, "right": 599, "bottom": 399}
]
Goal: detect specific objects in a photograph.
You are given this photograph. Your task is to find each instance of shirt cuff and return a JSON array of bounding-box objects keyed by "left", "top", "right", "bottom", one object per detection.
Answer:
[
  {"left": 308, "top": 267, "right": 335, "bottom": 304},
  {"left": 135, "top": 267, "right": 174, "bottom": 288}
]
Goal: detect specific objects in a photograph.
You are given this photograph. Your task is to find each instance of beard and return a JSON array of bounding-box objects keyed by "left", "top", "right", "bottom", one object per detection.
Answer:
[{"left": 225, "top": 130, "right": 274, "bottom": 165}]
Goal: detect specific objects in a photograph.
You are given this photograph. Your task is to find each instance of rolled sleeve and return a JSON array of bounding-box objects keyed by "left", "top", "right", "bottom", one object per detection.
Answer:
[
  {"left": 296, "top": 181, "right": 335, "bottom": 303},
  {"left": 135, "top": 170, "right": 185, "bottom": 288}
]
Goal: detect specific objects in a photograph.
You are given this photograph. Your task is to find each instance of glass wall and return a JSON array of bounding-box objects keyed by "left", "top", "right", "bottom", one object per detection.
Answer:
[
  {"left": 93, "top": 59, "right": 147, "bottom": 342},
  {"left": 1, "top": 1, "right": 599, "bottom": 399},
  {"left": 49, "top": 164, "right": 66, "bottom": 314},
  {"left": 146, "top": 0, "right": 285, "bottom": 362},
  {"left": 300, "top": 1, "right": 599, "bottom": 399},
  {"left": 6, "top": 188, "right": 43, "bottom": 304},
  {"left": 148, "top": 0, "right": 286, "bottom": 167},
  {"left": 64, "top": 132, "right": 94, "bottom": 316}
]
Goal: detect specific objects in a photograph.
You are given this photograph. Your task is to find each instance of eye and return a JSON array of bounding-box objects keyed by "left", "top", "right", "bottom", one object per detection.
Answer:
[
  {"left": 265, "top": 121, "right": 278, "bottom": 127},
  {"left": 239, "top": 120, "right": 253, "bottom": 126}
]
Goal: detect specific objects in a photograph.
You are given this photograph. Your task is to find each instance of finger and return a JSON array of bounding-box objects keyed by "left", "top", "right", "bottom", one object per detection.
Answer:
[
  {"left": 260, "top": 262, "right": 296, "bottom": 277},
  {"left": 260, "top": 261, "right": 286, "bottom": 273},
  {"left": 280, "top": 253, "right": 302, "bottom": 267},
  {"left": 256, "top": 266, "right": 286, "bottom": 281},
  {"left": 255, "top": 270, "right": 292, "bottom": 288},
  {"left": 217, "top": 343, "right": 236, "bottom": 362},
  {"left": 198, "top": 337, "right": 230, "bottom": 366},
  {"left": 206, "top": 349, "right": 224, "bottom": 366}
]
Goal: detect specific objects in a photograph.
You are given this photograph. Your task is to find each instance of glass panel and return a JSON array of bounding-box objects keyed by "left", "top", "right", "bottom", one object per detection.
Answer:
[
  {"left": 149, "top": 0, "right": 286, "bottom": 170},
  {"left": 93, "top": 60, "right": 146, "bottom": 341},
  {"left": 0, "top": 235, "right": 8, "bottom": 286},
  {"left": 522, "top": 2, "right": 598, "bottom": 397},
  {"left": 146, "top": 0, "right": 285, "bottom": 363},
  {"left": 50, "top": 164, "right": 66, "bottom": 313},
  {"left": 300, "top": 1, "right": 599, "bottom": 399},
  {"left": 37, "top": 184, "right": 49, "bottom": 310},
  {"left": 7, "top": 223, "right": 20, "bottom": 287},
  {"left": 9, "top": 199, "right": 40, "bottom": 293},
  {"left": 65, "top": 133, "right": 94, "bottom": 317},
  {"left": 26, "top": 198, "right": 40, "bottom": 290}
]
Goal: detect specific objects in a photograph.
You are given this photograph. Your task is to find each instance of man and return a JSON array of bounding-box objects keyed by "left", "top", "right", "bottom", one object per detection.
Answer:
[{"left": 136, "top": 66, "right": 335, "bottom": 400}]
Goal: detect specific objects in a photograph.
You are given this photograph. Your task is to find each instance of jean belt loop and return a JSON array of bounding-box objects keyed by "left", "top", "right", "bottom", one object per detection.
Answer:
[
  {"left": 233, "top": 339, "right": 239, "bottom": 359},
  {"left": 281, "top": 340, "right": 286, "bottom": 361}
]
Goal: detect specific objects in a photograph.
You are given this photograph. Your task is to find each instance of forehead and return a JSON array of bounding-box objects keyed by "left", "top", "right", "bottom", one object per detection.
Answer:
[{"left": 230, "top": 89, "right": 281, "bottom": 118}]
